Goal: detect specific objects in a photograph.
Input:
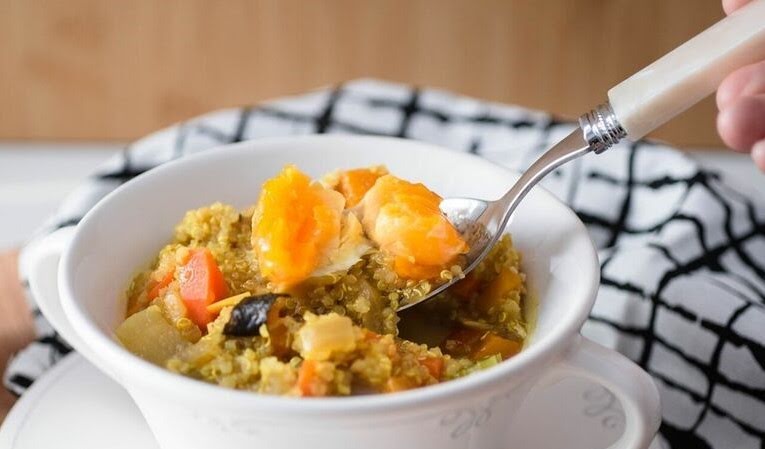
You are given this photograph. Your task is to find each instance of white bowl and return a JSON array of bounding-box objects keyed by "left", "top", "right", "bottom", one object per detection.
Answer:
[{"left": 27, "top": 135, "right": 660, "bottom": 449}]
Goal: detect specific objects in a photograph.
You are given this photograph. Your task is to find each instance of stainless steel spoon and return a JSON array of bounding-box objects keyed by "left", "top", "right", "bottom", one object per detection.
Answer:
[
  {"left": 397, "top": 106, "right": 621, "bottom": 311},
  {"left": 398, "top": 0, "right": 765, "bottom": 311}
]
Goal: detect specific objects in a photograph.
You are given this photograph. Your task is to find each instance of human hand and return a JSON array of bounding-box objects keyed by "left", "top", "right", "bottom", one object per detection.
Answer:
[{"left": 717, "top": 0, "right": 765, "bottom": 171}]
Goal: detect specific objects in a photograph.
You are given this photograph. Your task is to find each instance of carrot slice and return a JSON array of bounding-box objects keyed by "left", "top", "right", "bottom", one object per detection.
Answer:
[
  {"left": 297, "top": 360, "right": 328, "bottom": 396},
  {"left": 179, "top": 248, "right": 228, "bottom": 329},
  {"left": 419, "top": 357, "right": 444, "bottom": 380}
]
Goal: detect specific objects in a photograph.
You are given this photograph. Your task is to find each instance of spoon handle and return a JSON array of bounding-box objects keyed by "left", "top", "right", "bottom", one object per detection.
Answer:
[
  {"left": 495, "top": 130, "right": 591, "bottom": 228},
  {"left": 497, "top": 1, "right": 765, "bottom": 222},
  {"left": 608, "top": 0, "right": 765, "bottom": 140}
]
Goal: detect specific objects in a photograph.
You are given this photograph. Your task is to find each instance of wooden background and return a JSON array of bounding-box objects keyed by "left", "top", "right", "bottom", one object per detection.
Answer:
[{"left": 0, "top": 0, "right": 727, "bottom": 146}]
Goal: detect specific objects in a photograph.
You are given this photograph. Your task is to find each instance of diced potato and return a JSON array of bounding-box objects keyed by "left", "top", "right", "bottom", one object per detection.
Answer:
[
  {"left": 296, "top": 313, "right": 357, "bottom": 361},
  {"left": 157, "top": 292, "right": 187, "bottom": 325},
  {"left": 115, "top": 305, "right": 190, "bottom": 365}
]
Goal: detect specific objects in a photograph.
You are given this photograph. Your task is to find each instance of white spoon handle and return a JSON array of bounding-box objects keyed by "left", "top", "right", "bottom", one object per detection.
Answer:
[{"left": 608, "top": 0, "right": 765, "bottom": 140}]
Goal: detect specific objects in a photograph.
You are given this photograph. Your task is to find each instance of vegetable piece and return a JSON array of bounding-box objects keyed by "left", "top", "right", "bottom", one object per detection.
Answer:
[
  {"left": 296, "top": 313, "right": 357, "bottom": 361},
  {"left": 472, "top": 333, "right": 522, "bottom": 360},
  {"left": 147, "top": 269, "right": 175, "bottom": 300},
  {"left": 384, "top": 376, "right": 416, "bottom": 393},
  {"left": 266, "top": 296, "right": 291, "bottom": 357},
  {"left": 297, "top": 359, "right": 329, "bottom": 397},
  {"left": 419, "top": 357, "right": 444, "bottom": 380},
  {"left": 474, "top": 268, "right": 522, "bottom": 313},
  {"left": 297, "top": 359, "right": 318, "bottom": 396},
  {"left": 115, "top": 305, "right": 189, "bottom": 365},
  {"left": 156, "top": 292, "right": 188, "bottom": 327},
  {"left": 179, "top": 248, "right": 228, "bottom": 328},
  {"left": 449, "top": 272, "right": 480, "bottom": 300},
  {"left": 206, "top": 291, "right": 252, "bottom": 314},
  {"left": 442, "top": 327, "right": 485, "bottom": 358},
  {"left": 223, "top": 294, "right": 285, "bottom": 337},
  {"left": 474, "top": 354, "right": 502, "bottom": 370},
  {"left": 252, "top": 165, "right": 345, "bottom": 289},
  {"left": 336, "top": 166, "right": 388, "bottom": 207},
  {"left": 443, "top": 327, "right": 521, "bottom": 361},
  {"left": 358, "top": 174, "right": 468, "bottom": 280}
]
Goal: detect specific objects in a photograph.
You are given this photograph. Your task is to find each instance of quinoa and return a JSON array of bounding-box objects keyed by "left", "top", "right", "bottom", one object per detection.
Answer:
[{"left": 121, "top": 201, "right": 527, "bottom": 397}]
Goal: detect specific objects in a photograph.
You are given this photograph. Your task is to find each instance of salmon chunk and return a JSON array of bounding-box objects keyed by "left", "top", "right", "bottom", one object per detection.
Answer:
[
  {"left": 335, "top": 166, "right": 388, "bottom": 207},
  {"left": 252, "top": 165, "right": 345, "bottom": 288},
  {"left": 358, "top": 175, "right": 468, "bottom": 280}
]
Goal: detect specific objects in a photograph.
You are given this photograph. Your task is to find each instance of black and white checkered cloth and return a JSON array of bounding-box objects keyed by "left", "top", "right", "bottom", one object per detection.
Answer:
[{"left": 6, "top": 80, "right": 765, "bottom": 449}]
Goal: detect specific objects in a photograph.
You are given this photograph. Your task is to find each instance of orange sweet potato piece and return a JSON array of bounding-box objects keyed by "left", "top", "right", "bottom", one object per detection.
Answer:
[
  {"left": 472, "top": 333, "right": 522, "bottom": 360},
  {"left": 449, "top": 272, "right": 480, "bottom": 300},
  {"left": 444, "top": 327, "right": 521, "bottom": 361},
  {"left": 474, "top": 268, "right": 523, "bottom": 313}
]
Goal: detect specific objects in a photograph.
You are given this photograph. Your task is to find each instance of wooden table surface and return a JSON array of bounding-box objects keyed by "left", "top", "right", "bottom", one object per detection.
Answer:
[
  {"left": 0, "top": 250, "right": 35, "bottom": 422},
  {"left": 0, "top": 0, "right": 726, "bottom": 147}
]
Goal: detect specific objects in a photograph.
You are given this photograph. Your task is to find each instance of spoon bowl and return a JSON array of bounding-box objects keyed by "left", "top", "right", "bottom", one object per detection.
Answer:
[{"left": 398, "top": 129, "right": 595, "bottom": 311}]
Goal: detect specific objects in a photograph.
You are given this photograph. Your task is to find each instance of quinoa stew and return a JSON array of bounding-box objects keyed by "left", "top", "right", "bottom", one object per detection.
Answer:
[{"left": 117, "top": 165, "right": 529, "bottom": 396}]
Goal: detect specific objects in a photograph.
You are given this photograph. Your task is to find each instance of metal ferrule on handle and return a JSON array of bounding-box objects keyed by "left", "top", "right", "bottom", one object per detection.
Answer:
[{"left": 578, "top": 103, "right": 626, "bottom": 154}]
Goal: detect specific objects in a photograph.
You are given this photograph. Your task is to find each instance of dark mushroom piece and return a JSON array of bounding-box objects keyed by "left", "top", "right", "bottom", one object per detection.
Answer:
[{"left": 223, "top": 293, "right": 288, "bottom": 337}]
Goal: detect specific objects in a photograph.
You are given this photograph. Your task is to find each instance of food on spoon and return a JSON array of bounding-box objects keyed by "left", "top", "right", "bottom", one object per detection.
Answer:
[
  {"left": 120, "top": 164, "right": 528, "bottom": 396},
  {"left": 252, "top": 165, "right": 346, "bottom": 289},
  {"left": 357, "top": 174, "right": 469, "bottom": 280},
  {"left": 333, "top": 165, "right": 388, "bottom": 207}
]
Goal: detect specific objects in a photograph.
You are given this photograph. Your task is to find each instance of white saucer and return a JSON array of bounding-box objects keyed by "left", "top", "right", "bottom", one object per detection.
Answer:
[{"left": 0, "top": 354, "right": 664, "bottom": 449}]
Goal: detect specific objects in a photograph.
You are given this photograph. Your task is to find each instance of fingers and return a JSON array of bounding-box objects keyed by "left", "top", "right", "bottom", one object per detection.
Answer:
[
  {"left": 719, "top": 0, "right": 764, "bottom": 171},
  {"left": 753, "top": 141, "right": 765, "bottom": 172},
  {"left": 716, "top": 61, "right": 765, "bottom": 110},
  {"left": 716, "top": 61, "right": 765, "bottom": 155},
  {"left": 717, "top": 94, "right": 765, "bottom": 152},
  {"left": 722, "top": 0, "right": 752, "bottom": 14}
]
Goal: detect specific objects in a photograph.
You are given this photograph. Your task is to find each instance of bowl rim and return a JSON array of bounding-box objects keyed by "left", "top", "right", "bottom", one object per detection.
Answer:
[{"left": 60, "top": 134, "right": 600, "bottom": 415}]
